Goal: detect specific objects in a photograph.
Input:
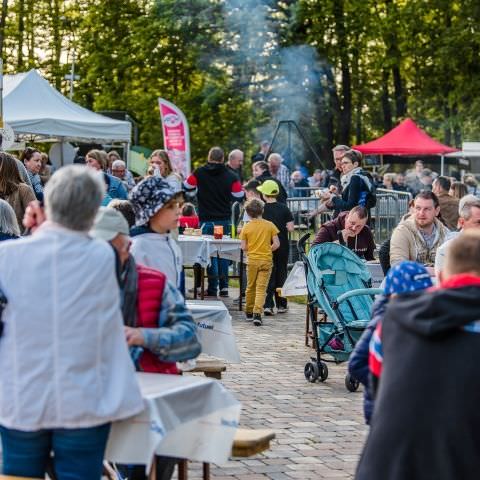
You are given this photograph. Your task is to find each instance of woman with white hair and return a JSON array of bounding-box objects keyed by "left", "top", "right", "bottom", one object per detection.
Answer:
[
  {"left": 0, "top": 165, "right": 143, "bottom": 479},
  {"left": 0, "top": 199, "right": 20, "bottom": 241}
]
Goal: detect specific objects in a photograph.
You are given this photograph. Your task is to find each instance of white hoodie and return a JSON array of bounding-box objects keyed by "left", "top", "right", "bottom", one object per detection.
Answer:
[{"left": 130, "top": 232, "right": 183, "bottom": 288}]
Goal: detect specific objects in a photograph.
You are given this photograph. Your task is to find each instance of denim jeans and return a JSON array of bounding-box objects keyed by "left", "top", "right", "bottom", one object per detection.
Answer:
[
  {"left": 201, "top": 220, "right": 231, "bottom": 294},
  {"left": 0, "top": 423, "right": 110, "bottom": 480}
]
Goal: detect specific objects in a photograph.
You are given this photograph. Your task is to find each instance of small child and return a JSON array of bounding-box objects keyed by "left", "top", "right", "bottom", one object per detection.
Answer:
[
  {"left": 257, "top": 180, "right": 294, "bottom": 315},
  {"left": 239, "top": 198, "right": 280, "bottom": 326},
  {"left": 129, "top": 177, "right": 183, "bottom": 289},
  {"left": 179, "top": 203, "right": 200, "bottom": 230}
]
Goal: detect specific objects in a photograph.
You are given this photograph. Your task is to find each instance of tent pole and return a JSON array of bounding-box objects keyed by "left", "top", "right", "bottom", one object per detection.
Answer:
[
  {"left": 126, "top": 141, "right": 130, "bottom": 168},
  {"left": 440, "top": 155, "right": 444, "bottom": 176},
  {"left": 60, "top": 139, "right": 64, "bottom": 167}
]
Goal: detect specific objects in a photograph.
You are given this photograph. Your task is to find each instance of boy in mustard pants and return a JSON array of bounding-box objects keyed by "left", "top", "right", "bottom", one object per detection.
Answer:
[{"left": 240, "top": 199, "right": 280, "bottom": 326}]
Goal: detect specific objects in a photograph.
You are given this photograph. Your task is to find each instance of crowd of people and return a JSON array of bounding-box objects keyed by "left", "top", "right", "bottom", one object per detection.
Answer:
[{"left": 0, "top": 138, "right": 479, "bottom": 479}]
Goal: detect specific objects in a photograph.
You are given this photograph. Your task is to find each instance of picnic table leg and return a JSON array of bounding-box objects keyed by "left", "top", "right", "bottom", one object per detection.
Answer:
[
  {"left": 148, "top": 456, "right": 157, "bottom": 479},
  {"left": 192, "top": 266, "right": 198, "bottom": 300},
  {"left": 178, "top": 459, "right": 188, "bottom": 480},
  {"left": 239, "top": 250, "right": 244, "bottom": 312},
  {"left": 203, "top": 462, "right": 210, "bottom": 480},
  {"left": 201, "top": 267, "right": 205, "bottom": 300}
]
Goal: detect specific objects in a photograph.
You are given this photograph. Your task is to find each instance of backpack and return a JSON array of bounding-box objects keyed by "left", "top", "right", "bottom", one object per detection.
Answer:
[{"left": 355, "top": 170, "right": 377, "bottom": 209}]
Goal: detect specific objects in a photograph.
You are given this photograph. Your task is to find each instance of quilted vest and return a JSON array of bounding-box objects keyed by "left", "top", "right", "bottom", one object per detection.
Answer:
[{"left": 136, "top": 264, "right": 179, "bottom": 374}]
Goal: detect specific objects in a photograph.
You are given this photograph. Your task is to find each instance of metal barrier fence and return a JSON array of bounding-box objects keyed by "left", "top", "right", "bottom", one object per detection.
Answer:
[
  {"left": 286, "top": 197, "right": 331, "bottom": 265},
  {"left": 233, "top": 188, "right": 412, "bottom": 265},
  {"left": 371, "top": 189, "right": 412, "bottom": 244}
]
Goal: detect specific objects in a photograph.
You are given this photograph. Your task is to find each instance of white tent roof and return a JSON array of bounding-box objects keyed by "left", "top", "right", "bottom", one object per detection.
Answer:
[
  {"left": 3, "top": 69, "right": 131, "bottom": 142},
  {"left": 445, "top": 142, "right": 480, "bottom": 158}
]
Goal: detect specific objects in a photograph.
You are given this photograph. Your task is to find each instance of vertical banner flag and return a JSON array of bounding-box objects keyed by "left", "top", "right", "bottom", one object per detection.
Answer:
[{"left": 158, "top": 98, "right": 191, "bottom": 178}]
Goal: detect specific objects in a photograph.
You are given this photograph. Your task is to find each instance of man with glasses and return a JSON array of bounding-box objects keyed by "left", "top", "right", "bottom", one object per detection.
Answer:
[{"left": 329, "top": 144, "right": 350, "bottom": 189}]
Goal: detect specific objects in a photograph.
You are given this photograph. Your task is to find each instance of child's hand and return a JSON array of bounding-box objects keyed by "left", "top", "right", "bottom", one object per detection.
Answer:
[{"left": 125, "top": 327, "right": 145, "bottom": 346}]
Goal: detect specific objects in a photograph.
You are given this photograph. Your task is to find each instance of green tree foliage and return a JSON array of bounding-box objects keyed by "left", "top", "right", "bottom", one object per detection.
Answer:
[{"left": 0, "top": 0, "right": 479, "bottom": 168}]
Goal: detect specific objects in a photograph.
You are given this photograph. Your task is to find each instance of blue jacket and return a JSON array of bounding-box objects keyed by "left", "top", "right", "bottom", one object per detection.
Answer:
[
  {"left": 348, "top": 295, "right": 388, "bottom": 424},
  {"left": 104, "top": 173, "right": 128, "bottom": 200}
]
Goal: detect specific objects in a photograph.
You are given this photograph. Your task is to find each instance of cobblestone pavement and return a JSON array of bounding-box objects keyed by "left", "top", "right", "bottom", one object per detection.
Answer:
[{"left": 180, "top": 296, "right": 367, "bottom": 480}]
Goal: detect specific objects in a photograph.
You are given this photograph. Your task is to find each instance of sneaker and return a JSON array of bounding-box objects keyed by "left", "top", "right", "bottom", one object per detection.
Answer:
[
  {"left": 204, "top": 292, "right": 218, "bottom": 299},
  {"left": 253, "top": 313, "right": 262, "bottom": 326},
  {"left": 277, "top": 306, "right": 289, "bottom": 314},
  {"left": 233, "top": 295, "right": 246, "bottom": 304},
  {"left": 245, "top": 312, "right": 254, "bottom": 321},
  {"left": 264, "top": 308, "right": 275, "bottom": 316},
  {"left": 219, "top": 289, "right": 229, "bottom": 297}
]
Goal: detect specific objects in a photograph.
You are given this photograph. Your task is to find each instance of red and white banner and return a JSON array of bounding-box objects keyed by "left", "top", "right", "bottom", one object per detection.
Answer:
[{"left": 158, "top": 98, "right": 191, "bottom": 178}]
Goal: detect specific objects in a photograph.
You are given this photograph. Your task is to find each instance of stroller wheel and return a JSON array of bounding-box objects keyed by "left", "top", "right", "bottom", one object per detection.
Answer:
[
  {"left": 304, "top": 361, "right": 320, "bottom": 383},
  {"left": 319, "top": 361, "right": 329, "bottom": 382},
  {"left": 345, "top": 373, "right": 360, "bottom": 392}
]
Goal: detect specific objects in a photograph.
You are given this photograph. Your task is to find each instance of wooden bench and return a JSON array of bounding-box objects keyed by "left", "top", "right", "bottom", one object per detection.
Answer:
[
  {"left": 189, "top": 359, "right": 226, "bottom": 380},
  {"left": 232, "top": 428, "right": 276, "bottom": 457},
  {"left": 0, "top": 476, "right": 42, "bottom": 480},
  {"left": 177, "top": 428, "right": 276, "bottom": 480}
]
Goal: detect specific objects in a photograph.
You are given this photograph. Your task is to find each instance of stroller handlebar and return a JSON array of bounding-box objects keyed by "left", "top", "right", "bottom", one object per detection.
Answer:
[
  {"left": 335, "top": 288, "right": 383, "bottom": 305},
  {"left": 297, "top": 233, "right": 311, "bottom": 255}
]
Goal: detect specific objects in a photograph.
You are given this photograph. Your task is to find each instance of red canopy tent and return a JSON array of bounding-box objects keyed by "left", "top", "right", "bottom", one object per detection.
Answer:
[{"left": 353, "top": 118, "right": 458, "bottom": 174}]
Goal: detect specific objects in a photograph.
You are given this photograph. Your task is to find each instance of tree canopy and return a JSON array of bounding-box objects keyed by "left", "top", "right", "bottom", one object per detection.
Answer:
[{"left": 0, "top": 0, "right": 479, "bottom": 168}]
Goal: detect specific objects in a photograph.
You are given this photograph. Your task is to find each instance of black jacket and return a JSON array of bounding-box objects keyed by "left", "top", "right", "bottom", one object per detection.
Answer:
[
  {"left": 332, "top": 173, "right": 372, "bottom": 217},
  {"left": 356, "top": 277, "right": 480, "bottom": 480},
  {"left": 185, "top": 163, "right": 244, "bottom": 222}
]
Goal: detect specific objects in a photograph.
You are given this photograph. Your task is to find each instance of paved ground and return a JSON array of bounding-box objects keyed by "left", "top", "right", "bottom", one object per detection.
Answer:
[{"left": 180, "top": 295, "right": 367, "bottom": 479}]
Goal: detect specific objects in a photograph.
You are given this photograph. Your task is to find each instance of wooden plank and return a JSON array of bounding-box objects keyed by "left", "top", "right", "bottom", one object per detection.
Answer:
[
  {"left": 232, "top": 428, "right": 276, "bottom": 457},
  {"left": 0, "top": 476, "right": 43, "bottom": 480},
  {"left": 190, "top": 359, "right": 227, "bottom": 379}
]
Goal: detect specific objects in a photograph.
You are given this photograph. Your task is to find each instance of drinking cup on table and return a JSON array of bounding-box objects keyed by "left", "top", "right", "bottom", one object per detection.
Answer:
[{"left": 214, "top": 225, "right": 224, "bottom": 239}]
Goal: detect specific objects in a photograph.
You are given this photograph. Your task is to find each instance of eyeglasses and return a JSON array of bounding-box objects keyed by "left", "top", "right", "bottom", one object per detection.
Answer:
[{"left": 341, "top": 160, "right": 353, "bottom": 165}]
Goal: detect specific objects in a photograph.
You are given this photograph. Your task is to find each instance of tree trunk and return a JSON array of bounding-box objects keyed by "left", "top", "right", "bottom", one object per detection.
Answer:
[
  {"left": 452, "top": 103, "right": 461, "bottom": 147},
  {"left": 17, "top": 0, "right": 25, "bottom": 70},
  {"left": 392, "top": 65, "right": 406, "bottom": 117},
  {"left": 443, "top": 104, "right": 451, "bottom": 146},
  {"left": 332, "top": 0, "right": 351, "bottom": 144},
  {"left": 351, "top": 47, "right": 362, "bottom": 143},
  {"left": 384, "top": 0, "right": 407, "bottom": 119},
  {"left": 51, "top": 0, "right": 62, "bottom": 89},
  {"left": 27, "top": 0, "right": 34, "bottom": 67},
  {"left": 381, "top": 69, "right": 392, "bottom": 132},
  {"left": 0, "top": 0, "right": 8, "bottom": 58}
]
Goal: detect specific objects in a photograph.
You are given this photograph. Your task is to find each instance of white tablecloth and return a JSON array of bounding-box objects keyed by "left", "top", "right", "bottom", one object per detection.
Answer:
[
  {"left": 178, "top": 235, "right": 242, "bottom": 267},
  {"left": 187, "top": 300, "right": 241, "bottom": 363},
  {"left": 106, "top": 373, "right": 241, "bottom": 467},
  {"left": 281, "top": 261, "right": 385, "bottom": 296}
]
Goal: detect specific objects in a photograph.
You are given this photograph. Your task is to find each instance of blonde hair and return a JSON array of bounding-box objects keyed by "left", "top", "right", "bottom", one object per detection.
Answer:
[
  {"left": 150, "top": 149, "right": 173, "bottom": 176},
  {"left": 86, "top": 149, "right": 108, "bottom": 171}
]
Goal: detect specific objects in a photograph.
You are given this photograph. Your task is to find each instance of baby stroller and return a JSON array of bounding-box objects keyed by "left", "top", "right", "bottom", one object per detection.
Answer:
[{"left": 298, "top": 235, "right": 382, "bottom": 391}]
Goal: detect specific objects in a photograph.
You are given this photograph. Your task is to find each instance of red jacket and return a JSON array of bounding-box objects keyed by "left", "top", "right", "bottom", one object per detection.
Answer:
[
  {"left": 136, "top": 264, "right": 178, "bottom": 374},
  {"left": 179, "top": 215, "right": 200, "bottom": 229}
]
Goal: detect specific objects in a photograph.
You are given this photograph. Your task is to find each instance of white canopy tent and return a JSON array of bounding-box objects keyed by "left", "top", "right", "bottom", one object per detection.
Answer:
[
  {"left": 446, "top": 142, "right": 480, "bottom": 174},
  {"left": 3, "top": 69, "right": 131, "bottom": 143}
]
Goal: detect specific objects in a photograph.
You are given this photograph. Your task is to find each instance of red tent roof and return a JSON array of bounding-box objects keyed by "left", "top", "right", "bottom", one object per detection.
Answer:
[{"left": 353, "top": 118, "right": 458, "bottom": 155}]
